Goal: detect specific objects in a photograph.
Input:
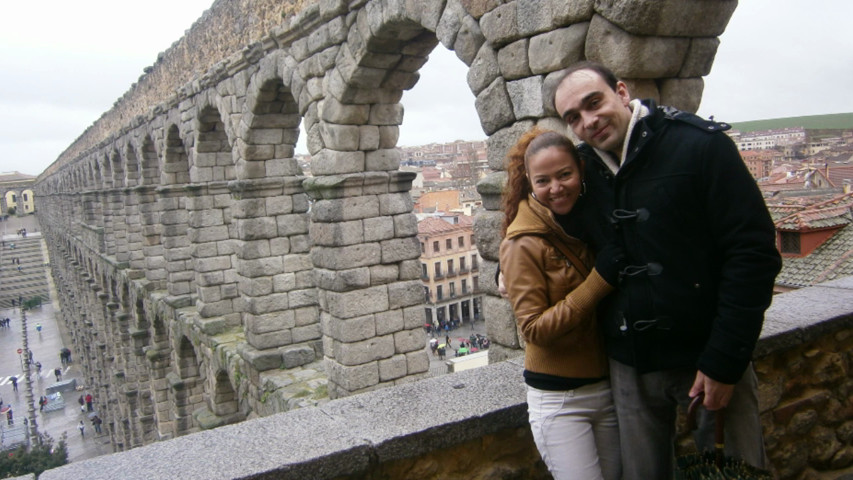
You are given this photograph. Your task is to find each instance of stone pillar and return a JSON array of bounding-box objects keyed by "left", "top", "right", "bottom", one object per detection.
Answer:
[
  {"left": 135, "top": 185, "right": 167, "bottom": 290},
  {"left": 123, "top": 188, "right": 145, "bottom": 272},
  {"left": 230, "top": 178, "right": 319, "bottom": 368},
  {"left": 304, "top": 168, "right": 429, "bottom": 398},
  {"left": 108, "top": 188, "right": 130, "bottom": 263},
  {"left": 185, "top": 182, "right": 238, "bottom": 322},
  {"left": 157, "top": 185, "right": 193, "bottom": 298}
]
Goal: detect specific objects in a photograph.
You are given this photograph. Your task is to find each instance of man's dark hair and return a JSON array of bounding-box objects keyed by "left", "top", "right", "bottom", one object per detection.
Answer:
[{"left": 547, "top": 60, "right": 620, "bottom": 106}]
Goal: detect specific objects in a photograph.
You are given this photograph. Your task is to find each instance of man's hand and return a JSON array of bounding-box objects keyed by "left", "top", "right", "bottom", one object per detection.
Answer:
[{"left": 689, "top": 371, "right": 735, "bottom": 411}]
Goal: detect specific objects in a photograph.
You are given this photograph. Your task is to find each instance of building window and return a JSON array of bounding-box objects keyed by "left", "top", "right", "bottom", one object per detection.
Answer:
[
  {"left": 471, "top": 255, "right": 478, "bottom": 270},
  {"left": 424, "top": 287, "right": 430, "bottom": 302},
  {"left": 433, "top": 241, "right": 439, "bottom": 252},
  {"left": 458, "top": 236, "right": 464, "bottom": 247},
  {"left": 437, "top": 285, "right": 443, "bottom": 300},
  {"left": 459, "top": 256, "right": 466, "bottom": 272},
  {"left": 422, "top": 263, "right": 428, "bottom": 279},
  {"left": 447, "top": 259, "right": 454, "bottom": 275},
  {"left": 462, "top": 279, "right": 468, "bottom": 294},
  {"left": 470, "top": 234, "right": 475, "bottom": 246},
  {"left": 472, "top": 276, "right": 479, "bottom": 292},
  {"left": 446, "top": 238, "right": 452, "bottom": 250},
  {"left": 420, "top": 242, "right": 425, "bottom": 253},
  {"left": 450, "top": 282, "right": 456, "bottom": 297},
  {"left": 434, "top": 262, "right": 442, "bottom": 278},
  {"left": 780, "top": 231, "right": 801, "bottom": 254}
]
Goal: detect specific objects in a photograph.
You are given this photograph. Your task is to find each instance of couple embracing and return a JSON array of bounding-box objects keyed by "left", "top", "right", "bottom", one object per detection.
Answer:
[{"left": 498, "top": 61, "right": 781, "bottom": 480}]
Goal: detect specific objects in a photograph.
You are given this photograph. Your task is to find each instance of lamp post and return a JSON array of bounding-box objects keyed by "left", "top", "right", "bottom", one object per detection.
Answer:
[{"left": 20, "top": 307, "right": 40, "bottom": 445}]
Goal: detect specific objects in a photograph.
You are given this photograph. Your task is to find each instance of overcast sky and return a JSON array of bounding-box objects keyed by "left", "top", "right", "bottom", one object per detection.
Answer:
[{"left": 1, "top": 0, "right": 851, "bottom": 176}]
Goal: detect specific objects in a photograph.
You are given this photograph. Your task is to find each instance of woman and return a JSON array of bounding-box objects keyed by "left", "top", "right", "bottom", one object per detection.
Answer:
[{"left": 499, "top": 128, "right": 623, "bottom": 480}]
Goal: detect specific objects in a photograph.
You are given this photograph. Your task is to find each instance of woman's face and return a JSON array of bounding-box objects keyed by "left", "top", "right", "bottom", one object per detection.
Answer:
[{"left": 527, "top": 146, "right": 582, "bottom": 216}]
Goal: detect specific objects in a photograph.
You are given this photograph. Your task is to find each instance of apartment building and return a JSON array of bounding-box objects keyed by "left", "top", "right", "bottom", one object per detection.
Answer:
[{"left": 417, "top": 215, "right": 482, "bottom": 327}]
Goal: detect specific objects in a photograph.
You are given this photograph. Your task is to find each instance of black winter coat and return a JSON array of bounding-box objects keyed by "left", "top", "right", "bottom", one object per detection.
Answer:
[{"left": 569, "top": 100, "right": 781, "bottom": 384}]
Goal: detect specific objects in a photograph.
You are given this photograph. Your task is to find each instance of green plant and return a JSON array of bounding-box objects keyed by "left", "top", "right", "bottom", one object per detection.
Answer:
[
  {"left": 0, "top": 432, "right": 68, "bottom": 478},
  {"left": 6, "top": 206, "right": 16, "bottom": 216},
  {"left": 21, "top": 296, "right": 43, "bottom": 311}
]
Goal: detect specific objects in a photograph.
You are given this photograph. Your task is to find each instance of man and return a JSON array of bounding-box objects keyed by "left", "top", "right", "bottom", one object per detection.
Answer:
[{"left": 551, "top": 61, "right": 781, "bottom": 478}]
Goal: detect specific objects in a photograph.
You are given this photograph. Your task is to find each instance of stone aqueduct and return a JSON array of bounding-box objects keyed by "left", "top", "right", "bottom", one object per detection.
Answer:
[{"left": 33, "top": 0, "right": 737, "bottom": 450}]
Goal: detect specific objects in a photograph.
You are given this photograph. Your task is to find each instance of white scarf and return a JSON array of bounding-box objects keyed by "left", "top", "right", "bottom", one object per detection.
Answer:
[{"left": 593, "top": 99, "right": 649, "bottom": 175}]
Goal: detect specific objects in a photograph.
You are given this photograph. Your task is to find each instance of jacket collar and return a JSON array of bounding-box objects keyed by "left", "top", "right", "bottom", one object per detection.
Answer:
[{"left": 505, "top": 195, "right": 567, "bottom": 241}]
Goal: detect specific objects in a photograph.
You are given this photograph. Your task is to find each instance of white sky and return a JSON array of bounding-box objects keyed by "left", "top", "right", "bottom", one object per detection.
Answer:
[{"left": 1, "top": 0, "right": 850, "bottom": 176}]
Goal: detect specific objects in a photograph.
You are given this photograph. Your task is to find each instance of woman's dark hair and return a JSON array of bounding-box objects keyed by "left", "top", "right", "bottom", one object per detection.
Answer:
[{"left": 501, "top": 128, "right": 581, "bottom": 237}]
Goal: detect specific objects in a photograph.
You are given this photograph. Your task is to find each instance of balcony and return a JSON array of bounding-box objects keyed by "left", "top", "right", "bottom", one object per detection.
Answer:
[{"left": 446, "top": 269, "right": 458, "bottom": 278}]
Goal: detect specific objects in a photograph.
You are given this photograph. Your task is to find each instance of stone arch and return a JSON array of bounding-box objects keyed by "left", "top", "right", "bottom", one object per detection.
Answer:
[
  {"left": 163, "top": 124, "right": 191, "bottom": 186},
  {"left": 211, "top": 370, "right": 238, "bottom": 416},
  {"left": 139, "top": 135, "right": 160, "bottom": 186},
  {"left": 168, "top": 336, "right": 204, "bottom": 436},
  {"left": 240, "top": 58, "right": 304, "bottom": 180},
  {"left": 100, "top": 152, "right": 113, "bottom": 189},
  {"left": 110, "top": 148, "right": 126, "bottom": 188},
  {"left": 125, "top": 143, "right": 140, "bottom": 188},
  {"left": 192, "top": 103, "right": 236, "bottom": 183}
]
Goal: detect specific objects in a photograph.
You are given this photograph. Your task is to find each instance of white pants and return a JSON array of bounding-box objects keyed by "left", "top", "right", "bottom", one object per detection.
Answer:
[{"left": 527, "top": 380, "right": 621, "bottom": 480}]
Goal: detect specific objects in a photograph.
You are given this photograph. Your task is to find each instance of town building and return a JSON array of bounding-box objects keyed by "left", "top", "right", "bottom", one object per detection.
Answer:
[
  {"left": 417, "top": 215, "right": 482, "bottom": 328},
  {"left": 0, "top": 171, "right": 36, "bottom": 216},
  {"left": 769, "top": 192, "right": 853, "bottom": 291},
  {"left": 731, "top": 127, "right": 807, "bottom": 152}
]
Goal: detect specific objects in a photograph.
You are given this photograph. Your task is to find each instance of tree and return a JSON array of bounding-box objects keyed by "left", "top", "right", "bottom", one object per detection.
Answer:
[
  {"left": 21, "top": 296, "right": 43, "bottom": 311},
  {"left": 0, "top": 433, "right": 68, "bottom": 478}
]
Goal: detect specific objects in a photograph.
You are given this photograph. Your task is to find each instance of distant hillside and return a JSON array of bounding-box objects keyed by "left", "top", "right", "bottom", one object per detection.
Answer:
[{"left": 730, "top": 113, "right": 853, "bottom": 132}]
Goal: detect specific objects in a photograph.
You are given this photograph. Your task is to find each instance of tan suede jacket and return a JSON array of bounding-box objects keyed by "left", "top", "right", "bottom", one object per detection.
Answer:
[{"left": 499, "top": 196, "right": 612, "bottom": 379}]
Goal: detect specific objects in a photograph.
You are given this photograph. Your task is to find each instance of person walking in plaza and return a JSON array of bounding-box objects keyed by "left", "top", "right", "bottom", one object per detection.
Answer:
[
  {"left": 499, "top": 128, "right": 625, "bottom": 480},
  {"left": 78, "top": 420, "right": 85, "bottom": 437},
  {"left": 92, "top": 415, "right": 103, "bottom": 434},
  {"left": 10, "top": 375, "right": 17, "bottom": 392},
  {"left": 55, "top": 367, "right": 62, "bottom": 381},
  {"left": 551, "top": 61, "right": 781, "bottom": 478},
  {"left": 6, "top": 408, "right": 12, "bottom": 425},
  {"left": 85, "top": 393, "right": 94, "bottom": 412}
]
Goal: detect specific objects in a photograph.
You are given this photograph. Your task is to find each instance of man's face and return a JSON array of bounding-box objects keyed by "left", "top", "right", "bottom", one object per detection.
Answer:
[{"left": 554, "top": 69, "right": 633, "bottom": 158}]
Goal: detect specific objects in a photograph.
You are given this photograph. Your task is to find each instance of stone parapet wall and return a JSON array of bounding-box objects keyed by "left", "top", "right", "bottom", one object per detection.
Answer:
[{"left": 34, "top": 278, "right": 853, "bottom": 479}]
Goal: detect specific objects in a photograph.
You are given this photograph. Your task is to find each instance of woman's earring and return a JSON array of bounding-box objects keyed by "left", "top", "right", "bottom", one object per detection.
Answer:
[
  {"left": 531, "top": 192, "right": 538, "bottom": 200},
  {"left": 580, "top": 180, "right": 587, "bottom": 197}
]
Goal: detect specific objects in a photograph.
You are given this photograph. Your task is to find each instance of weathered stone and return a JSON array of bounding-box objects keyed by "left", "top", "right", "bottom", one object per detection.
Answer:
[
  {"left": 595, "top": 0, "right": 737, "bottom": 37},
  {"left": 529, "top": 24, "right": 589, "bottom": 75},
  {"left": 479, "top": 3, "right": 519, "bottom": 47},
  {"left": 506, "top": 76, "right": 545, "bottom": 120},
  {"left": 496, "top": 39, "right": 531, "bottom": 80},
  {"left": 475, "top": 78, "right": 515, "bottom": 135},
  {"left": 453, "top": 16, "right": 485, "bottom": 66},
  {"left": 679, "top": 38, "right": 721, "bottom": 78},
  {"left": 659, "top": 77, "right": 703, "bottom": 114},
  {"left": 586, "top": 15, "right": 691, "bottom": 79},
  {"left": 467, "top": 44, "right": 500, "bottom": 96},
  {"left": 485, "top": 120, "right": 535, "bottom": 170}
]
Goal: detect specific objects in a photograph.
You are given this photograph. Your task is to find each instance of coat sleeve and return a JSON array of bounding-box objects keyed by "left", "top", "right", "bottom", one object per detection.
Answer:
[
  {"left": 499, "top": 235, "right": 613, "bottom": 346},
  {"left": 696, "top": 133, "right": 782, "bottom": 383}
]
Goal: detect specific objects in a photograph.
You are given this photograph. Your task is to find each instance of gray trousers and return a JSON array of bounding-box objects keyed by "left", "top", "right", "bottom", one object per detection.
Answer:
[{"left": 610, "top": 359, "right": 767, "bottom": 480}]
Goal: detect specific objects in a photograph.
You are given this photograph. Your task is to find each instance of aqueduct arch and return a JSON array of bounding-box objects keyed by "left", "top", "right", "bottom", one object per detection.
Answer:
[{"left": 34, "top": 0, "right": 736, "bottom": 449}]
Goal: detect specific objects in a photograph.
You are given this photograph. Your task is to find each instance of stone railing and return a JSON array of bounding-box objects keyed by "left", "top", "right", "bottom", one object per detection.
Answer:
[{"left": 17, "top": 276, "right": 850, "bottom": 480}]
